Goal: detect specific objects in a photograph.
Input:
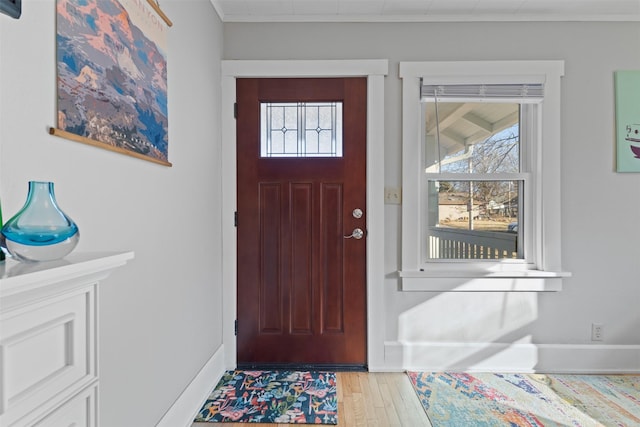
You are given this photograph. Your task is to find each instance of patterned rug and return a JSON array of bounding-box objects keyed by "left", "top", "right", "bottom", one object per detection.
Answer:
[
  {"left": 408, "top": 372, "right": 640, "bottom": 427},
  {"left": 194, "top": 370, "right": 338, "bottom": 424}
]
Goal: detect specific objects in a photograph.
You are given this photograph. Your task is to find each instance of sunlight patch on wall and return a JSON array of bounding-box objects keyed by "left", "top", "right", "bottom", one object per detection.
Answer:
[{"left": 399, "top": 287, "right": 537, "bottom": 342}]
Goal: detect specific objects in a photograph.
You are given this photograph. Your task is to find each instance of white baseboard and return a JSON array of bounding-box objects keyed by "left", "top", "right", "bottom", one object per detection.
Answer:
[
  {"left": 156, "top": 345, "right": 226, "bottom": 427},
  {"left": 384, "top": 341, "right": 640, "bottom": 373}
]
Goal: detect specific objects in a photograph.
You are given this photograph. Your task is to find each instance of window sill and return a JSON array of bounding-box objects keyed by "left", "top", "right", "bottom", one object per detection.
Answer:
[{"left": 398, "top": 269, "right": 571, "bottom": 292}]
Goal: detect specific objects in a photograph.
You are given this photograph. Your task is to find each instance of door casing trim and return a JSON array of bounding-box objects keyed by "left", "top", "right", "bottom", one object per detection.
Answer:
[{"left": 221, "top": 60, "right": 389, "bottom": 370}]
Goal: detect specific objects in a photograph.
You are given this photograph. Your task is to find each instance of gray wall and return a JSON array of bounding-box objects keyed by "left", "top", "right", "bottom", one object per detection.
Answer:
[
  {"left": 225, "top": 22, "right": 640, "bottom": 365},
  {"left": 0, "top": 1, "right": 224, "bottom": 425}
]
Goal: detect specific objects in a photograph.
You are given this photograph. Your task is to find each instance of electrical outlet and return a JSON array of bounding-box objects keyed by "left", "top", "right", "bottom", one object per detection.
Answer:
[
  {"left": 384, "top": 187, "right": 402, "bottom": 205},
  {"left": 591, "top": 323, "right": 604, "bottom": 341}
]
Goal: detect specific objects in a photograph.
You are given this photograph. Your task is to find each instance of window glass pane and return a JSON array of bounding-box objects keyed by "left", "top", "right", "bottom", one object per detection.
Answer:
[
  {"left": 260, "top": 102, "right": 343, "bottom": 157},
  {"left": 427, "top": 180, "right": 522, "bottom": 260},
  {"left": 424, "top": 102, "right": 520, "bottom": 173}
]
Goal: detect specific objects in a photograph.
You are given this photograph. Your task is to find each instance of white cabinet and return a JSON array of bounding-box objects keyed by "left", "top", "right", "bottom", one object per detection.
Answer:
[{"left": 0, "top": 252, "right": 134, "bottom": 427}]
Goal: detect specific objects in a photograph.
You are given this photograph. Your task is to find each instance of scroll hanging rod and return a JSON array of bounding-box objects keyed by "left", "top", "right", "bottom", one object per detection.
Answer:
[{"left": 146, "top": 0, "right": 173, "bottom": 27}]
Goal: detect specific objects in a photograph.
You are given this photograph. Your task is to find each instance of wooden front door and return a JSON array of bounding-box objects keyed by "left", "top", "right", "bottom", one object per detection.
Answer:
[{"left": 236, "top": 77, "right": 367, "bottom": 368}]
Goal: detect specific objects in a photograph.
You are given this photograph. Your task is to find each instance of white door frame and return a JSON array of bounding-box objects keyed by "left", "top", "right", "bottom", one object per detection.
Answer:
[{"left": 221, "top": 60, "right": 388, "bottom": 370}]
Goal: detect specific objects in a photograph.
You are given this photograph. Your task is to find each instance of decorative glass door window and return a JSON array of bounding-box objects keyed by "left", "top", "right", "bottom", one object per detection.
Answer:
[{"left": 260, "top": 102, "right": 343, "bottom": 157}]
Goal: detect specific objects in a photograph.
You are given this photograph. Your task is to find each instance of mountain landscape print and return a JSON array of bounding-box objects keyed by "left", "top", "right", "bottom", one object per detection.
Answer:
[{"left": 56, "top": 0, "right": 169, "bottom": 164}]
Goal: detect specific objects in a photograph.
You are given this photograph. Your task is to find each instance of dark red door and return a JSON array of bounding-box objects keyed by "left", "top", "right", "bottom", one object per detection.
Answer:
[{"left": 236, "top": 77, "right": 367, "bottom": 368}]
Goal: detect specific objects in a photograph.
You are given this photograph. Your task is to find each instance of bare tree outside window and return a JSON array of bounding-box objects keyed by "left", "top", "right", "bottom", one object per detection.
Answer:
[{"left": 424, "top": 101, "right": 523, "bottom": 259}]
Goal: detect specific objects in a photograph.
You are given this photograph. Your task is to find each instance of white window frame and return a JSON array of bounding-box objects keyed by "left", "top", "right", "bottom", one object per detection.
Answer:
[{"left": 399, "top": 61, "right": 570, "bottom": 292}]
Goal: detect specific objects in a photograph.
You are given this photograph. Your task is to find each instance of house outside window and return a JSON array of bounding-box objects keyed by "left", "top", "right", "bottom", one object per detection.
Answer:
[{"left": 398, "top": 61, "right": 568, "bottom": 291}]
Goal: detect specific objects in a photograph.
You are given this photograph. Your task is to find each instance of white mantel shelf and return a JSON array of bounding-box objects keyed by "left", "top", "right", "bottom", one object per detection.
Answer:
[
  {"left": 0, "top": 251, "right": 134, "bottom": 427},
  {"left": 0, "top": 251, "right": 134, "bottom": 299}
]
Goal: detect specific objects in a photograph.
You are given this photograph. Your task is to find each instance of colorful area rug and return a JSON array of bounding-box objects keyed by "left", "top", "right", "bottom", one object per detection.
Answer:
[
  {"left": 408, "top": 372, "right": 640, "bottom": 427},
  {"left": 194, "top": 370, "right": 338, "bottom": 424}
]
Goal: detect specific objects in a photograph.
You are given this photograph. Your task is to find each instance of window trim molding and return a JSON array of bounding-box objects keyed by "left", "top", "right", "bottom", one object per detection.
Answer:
[{"left": 399, "top": 61, "right": 569, "bottom": 292}]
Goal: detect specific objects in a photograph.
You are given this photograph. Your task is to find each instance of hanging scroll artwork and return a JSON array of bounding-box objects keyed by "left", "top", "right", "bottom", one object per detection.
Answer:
[{"left": 52, "top": 0, "right": 171, "bottom": 166}]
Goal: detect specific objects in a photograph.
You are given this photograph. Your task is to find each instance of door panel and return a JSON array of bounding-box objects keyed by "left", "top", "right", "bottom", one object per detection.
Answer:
[
  {"left": 236, "top": 77, "right": 367, "bottom": 367},
  {"left": 291, "top": 182, "right": 313, "bottom": 334},
  {"left": 321, "top": 183, "right": 344, "bottom": 334}
]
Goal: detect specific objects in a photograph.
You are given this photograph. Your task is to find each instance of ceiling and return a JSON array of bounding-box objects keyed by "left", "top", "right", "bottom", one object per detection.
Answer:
[
  {"left": 424, "top": 101, "right": 519, "bottom": 166},
  {"left": 210, "top": 0, "right": 640, "bottom": 22}
]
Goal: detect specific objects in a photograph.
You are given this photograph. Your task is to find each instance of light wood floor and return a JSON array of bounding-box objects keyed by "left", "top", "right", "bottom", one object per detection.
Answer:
[{"left": 191, "top": 372, "right": 432, "bottom": 426}]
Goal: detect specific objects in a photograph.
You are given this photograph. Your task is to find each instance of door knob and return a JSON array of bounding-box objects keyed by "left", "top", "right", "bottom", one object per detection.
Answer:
[{"left": 344, "top": 228, "right": 364, "bottom": 239}]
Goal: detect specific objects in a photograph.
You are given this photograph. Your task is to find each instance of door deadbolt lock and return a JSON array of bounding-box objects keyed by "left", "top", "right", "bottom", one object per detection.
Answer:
[
  {"left": 352, "top": 208, "right": 363, "bottom": 219},
  {"left": 344, "top": 228, "right": 364, "bottom": 239}
]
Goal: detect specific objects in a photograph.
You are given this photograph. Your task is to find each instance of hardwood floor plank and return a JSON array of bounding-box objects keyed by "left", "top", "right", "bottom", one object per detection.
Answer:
[
  {"left": 395, "top": 373, "right": 430, "bottom": 415},
  {"left": 357, "top": 373, "right": 378, "bottom": 421},
  {"left": 342, "top": 395, "right": 358, "bottom": 425},
  {"left": 381, "top": 373, "right": 431, "bottom": 426},
  {"left": 351, "top": 391, "right": 369, "bottom": 426},
  {"left": 338, "top": 400, "right": 355, "bottom": 426},
  {"left": 337, "top": 372, "right": 345, "bottom": 401},
  {"left": 377, "top": 381, "right": 404, "bottom": 426},
  {"left": 346, "top": 371, "right": 363, "bottom": 393},
  {"left": 373, "top": 406, "right": 392, "bottom": 426},
  {"left": 363, "top": 372, "right": 386, "bottom": 408}
]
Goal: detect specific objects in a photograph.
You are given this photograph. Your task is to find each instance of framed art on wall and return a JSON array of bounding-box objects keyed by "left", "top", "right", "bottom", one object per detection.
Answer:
[
  {"left": 615, "top": 70, "right": 640, "bottom": 172},
  {"left": 51, "top": 0, "right": 172, "bottom": 166}
]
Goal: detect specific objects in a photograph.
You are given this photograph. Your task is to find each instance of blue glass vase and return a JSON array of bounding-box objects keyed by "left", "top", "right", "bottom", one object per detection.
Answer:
[{"left": 1, "top": 181, "right": 79, "bottom": 262}]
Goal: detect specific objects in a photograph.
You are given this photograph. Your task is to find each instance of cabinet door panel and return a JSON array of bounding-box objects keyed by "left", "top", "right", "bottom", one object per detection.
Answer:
[
  {"left": 35, "top": 386, "right": 97, "bottom": 427},
  {"left": 0, "top": 286, "right": 95, "bottom": 426}
]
